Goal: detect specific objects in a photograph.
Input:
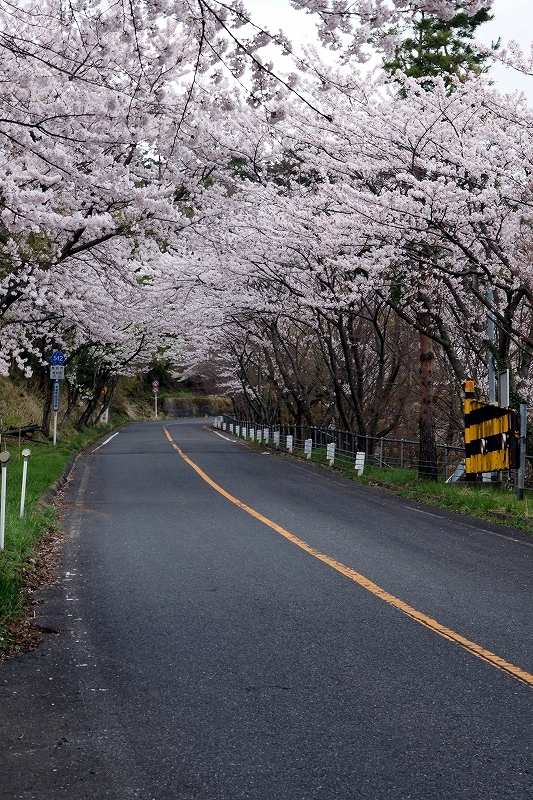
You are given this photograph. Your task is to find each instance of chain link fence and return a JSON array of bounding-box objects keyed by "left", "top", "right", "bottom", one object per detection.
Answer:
[
  {"left": 214, "top": 415, "right": 465, "bottom": 480},
  {"left": 213, "top": 414, "right": 533, "bottom": 490}
]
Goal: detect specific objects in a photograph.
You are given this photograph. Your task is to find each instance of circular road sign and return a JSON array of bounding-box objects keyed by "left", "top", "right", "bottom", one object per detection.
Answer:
[{"left": 50, "top": 350, "right": 66, "bottom": 365}]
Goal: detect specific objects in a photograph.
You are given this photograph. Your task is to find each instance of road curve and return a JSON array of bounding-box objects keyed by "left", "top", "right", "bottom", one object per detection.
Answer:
[{"left": 2, "top": 419, "right": 533, "bottom": 799}]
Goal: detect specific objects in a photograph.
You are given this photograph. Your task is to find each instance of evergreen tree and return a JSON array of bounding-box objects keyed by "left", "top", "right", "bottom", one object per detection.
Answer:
[
  {"left": 384, "top": 7, "right": 493, "bottom": 88},
  {"left": 384, "top": 6, "right": 492, "bottom": 479}
]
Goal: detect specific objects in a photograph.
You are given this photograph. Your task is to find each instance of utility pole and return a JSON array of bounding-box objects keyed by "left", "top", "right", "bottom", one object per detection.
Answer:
[
  {"left": 487, "top": 285, "right": 496, "bottom": 402},
  {"left": 517, "top": 402, "right": 527, "bottom": 501}
]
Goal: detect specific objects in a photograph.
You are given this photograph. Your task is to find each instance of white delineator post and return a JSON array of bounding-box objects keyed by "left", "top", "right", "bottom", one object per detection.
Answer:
[
  {"left": 286, "top": 435, "right": 293, "bottom": 453},
  {"left": 20, "top": 448, "right": 31, "bottom": 518},
  {"left": 355, "top": 452, "right": 366, "bottom": 476},
  {"left": 0, "top": 451, "right": 10, "bottom": 549},
  {"left": 304, "top": 438, "right": 313, "bottom": 459},
  {"left": 327, "top": 442, "right": 335, "bottom": 466},
  {"left": 273, "top": 431, "right": 280, "bottom": 448}
]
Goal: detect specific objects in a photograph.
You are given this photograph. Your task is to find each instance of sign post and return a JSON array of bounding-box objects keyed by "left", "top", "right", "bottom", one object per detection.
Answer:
[
  {"left": 99, "top": 386, "right": 109, "bottom": 424},
  {"left": 53, "top": 380, "right": 60, "bottom": 445},
  {"left": 152, "top": 379, "right": 159, "bottom": 418},
  {"left": 50, "top": 351, "right": 66, "bottom": 446}
]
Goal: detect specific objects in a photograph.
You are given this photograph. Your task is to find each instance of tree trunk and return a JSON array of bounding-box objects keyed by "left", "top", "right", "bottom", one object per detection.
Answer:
[
  {"left": 60, "top": 378, "right": 80, "bottom": 428},
  {"left": 418, "top": 327, "right": 438, "bottom": 480},
  {"left": 40, "top": 364, "right": 53, "bottom": 438},
  {"left": 77, "top": 371, "right": 111, "bottom": 428}
]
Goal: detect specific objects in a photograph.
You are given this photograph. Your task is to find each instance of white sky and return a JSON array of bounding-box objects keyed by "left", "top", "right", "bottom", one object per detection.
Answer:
[
  {"left": 476, "top": 0, "right": 533, "bottom": 98},
  {"left": 244, "top": 0, "right": 533, "bottom": 100}
]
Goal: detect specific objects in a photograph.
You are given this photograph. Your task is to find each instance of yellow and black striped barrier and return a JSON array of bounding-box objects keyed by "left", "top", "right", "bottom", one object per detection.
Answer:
[{"left": 464, "top": 382, "right": 518, "bottom": 474}]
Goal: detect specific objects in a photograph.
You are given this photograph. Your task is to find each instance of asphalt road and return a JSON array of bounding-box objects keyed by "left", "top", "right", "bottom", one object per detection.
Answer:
[{"left": 3, "top": 419, "right": 533, "bottom": 799}]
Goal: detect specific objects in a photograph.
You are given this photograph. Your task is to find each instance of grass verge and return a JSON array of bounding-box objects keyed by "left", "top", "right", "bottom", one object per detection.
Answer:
[
  {"left": 355, "top": 466, "right": 533, "bottom": 532},
  {"left": 0, "top": 418, "right": 128, "bottom": 659}
]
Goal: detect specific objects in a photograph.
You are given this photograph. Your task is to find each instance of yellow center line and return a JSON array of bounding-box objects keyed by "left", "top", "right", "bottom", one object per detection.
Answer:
[{"left": 164, "top": 426, "right": 533, "bottom": 688}]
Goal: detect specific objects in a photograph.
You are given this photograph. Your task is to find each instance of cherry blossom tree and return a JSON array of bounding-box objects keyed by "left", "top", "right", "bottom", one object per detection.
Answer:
[
  {"left": 5, "top": 0, "right": 533, "bottom": 459},
  {"left": 0, "top": 0, "right": 253, "bottom": 430},
  {"left": 180, "top": 63, "right": 533, "bottom": 461}
]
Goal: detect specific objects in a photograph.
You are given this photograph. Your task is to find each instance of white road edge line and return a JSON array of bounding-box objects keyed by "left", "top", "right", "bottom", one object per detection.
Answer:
[
  {"left": 213, "top": 430, "right": 239, "bottom": 443},
  {"left": 92, "top": 432, "right": 120, "bottom": 452},
  {"left": 407, "top": 505, "right": 533, "bottom": 548},
  {"left": 212, "top": 431, "right": 533, "bottom": 551}
]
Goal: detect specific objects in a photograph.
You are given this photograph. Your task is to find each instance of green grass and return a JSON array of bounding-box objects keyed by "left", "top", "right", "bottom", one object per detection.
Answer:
[
  {"left": 293, "top": 444, "right": 533, "bottom": 534},
  {"left": 357, "top": 466, "right": 533, "bottom": 525},
  {"left": 0, "top": 417, "right": 128, "bottom": 656}
]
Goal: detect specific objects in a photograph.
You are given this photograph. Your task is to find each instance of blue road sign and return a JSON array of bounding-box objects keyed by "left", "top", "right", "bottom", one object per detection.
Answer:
[
  {"left": 50, "top": 350, "right": 66, "bottom": 365},
  {"left": 53, "top": 380, "right": 60, "bottom": 413}
]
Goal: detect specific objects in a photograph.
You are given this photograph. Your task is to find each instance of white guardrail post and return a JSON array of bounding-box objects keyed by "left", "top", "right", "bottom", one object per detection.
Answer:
[{"left": 355, "top": 452, "right": 365, "bottom": 476}]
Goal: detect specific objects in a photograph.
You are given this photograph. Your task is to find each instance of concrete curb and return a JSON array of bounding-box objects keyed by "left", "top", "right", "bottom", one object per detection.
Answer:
[{"left": 41, "top": 451, "right": 80, "bottom": 506}]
